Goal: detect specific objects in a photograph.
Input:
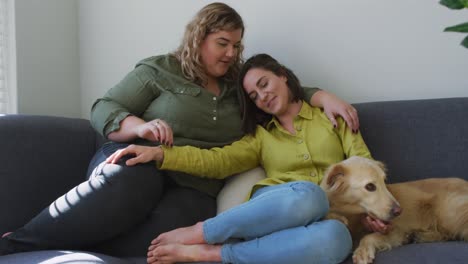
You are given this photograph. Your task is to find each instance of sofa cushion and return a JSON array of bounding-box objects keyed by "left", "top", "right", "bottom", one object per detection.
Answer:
[
  {"left": 216, "top": 167, "right": 266, "bottom": 214},
  {"left": 0, "top": 250, "right": 225, "bottom": 264},
  {"left": 0, "top": 250, "right": 134, "bottom": 264},
  {"left": 341, "top": 242, "right": 468, "bottom": 264}
]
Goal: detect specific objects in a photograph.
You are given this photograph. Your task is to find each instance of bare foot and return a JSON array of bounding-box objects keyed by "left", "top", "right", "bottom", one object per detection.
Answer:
[
  {"left": 147, "top": 243, "right": 221, "bottom": 264},
  {"left": 150, "top": 222, "right": 205, "bottom": 247}
]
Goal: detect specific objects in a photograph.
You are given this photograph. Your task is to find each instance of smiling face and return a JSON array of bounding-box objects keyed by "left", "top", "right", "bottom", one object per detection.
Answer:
[
  {"left": 200, "top": 29, "right": 242, "bottom": 80},
  {"left": 242, "top": 67, "right": 291, "bottom": 116}
]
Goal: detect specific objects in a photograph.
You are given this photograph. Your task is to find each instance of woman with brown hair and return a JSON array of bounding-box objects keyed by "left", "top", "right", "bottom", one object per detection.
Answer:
[{"left": 108, "top": 53, "right": 371, "bottom": 264}]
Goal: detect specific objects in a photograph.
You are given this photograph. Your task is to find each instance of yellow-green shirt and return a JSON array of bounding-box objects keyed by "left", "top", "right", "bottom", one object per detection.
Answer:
[{"left": 161, "top": 102, "right": 372, "bottom": 197}]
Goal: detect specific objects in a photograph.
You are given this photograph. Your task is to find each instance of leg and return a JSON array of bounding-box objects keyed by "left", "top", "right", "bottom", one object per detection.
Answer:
[
  {"left": 153, "top": 181, "right": 329, "bottom": 246},
  {"left": 90, "top": 187, "right": 216, "bottom": 257},
  {"left": 205, "top": 181, "right": 329, "bottom": 243},
  {"left": 222, "top": 219, "right": 352, "bottom": 264},
  {"left": 0, "top": 145, "right": 165, "bottom": 255},
  {"left": 149, "top": 219, "right": 351, "bottom": 264}
]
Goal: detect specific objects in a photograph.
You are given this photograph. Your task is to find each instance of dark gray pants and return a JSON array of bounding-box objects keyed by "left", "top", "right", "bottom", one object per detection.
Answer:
[{"left": 1, "top": 143, "right": 216, "bottom": 257}]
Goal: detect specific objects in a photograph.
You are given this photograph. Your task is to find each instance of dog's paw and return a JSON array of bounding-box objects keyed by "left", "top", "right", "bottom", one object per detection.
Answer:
[{"left": 352, "top": 246, "right": 376, "bottom": 264}]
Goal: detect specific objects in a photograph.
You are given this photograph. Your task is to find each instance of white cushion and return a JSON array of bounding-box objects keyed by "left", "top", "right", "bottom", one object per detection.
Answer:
[{"left": 216, "top": 167, "right": 266, "bottom": 214}]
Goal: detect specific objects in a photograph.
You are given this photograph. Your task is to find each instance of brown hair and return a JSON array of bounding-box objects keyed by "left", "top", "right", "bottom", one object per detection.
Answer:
[
  {"left": 237, "top": 53, "right": 305, "bottom": 135},
  {"left": 173, "top": 2, "right": 244, "bottom": 86}
]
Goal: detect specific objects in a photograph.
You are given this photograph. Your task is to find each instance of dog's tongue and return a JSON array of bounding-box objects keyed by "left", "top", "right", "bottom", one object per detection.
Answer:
[
  {"left": 369, "top": 215, "right": 390, "bottom": 225},
  {"left": 375, "top": 218, "right": 389, "bottom": 225}
]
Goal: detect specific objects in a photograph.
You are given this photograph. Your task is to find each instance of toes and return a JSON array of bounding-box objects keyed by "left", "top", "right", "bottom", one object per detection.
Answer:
[
  {"left": 147, "top": 256, "right": 157, "bottom": 263},
  {"left": 151, "top": 238, "right": 160, "bottom": 245},
  {"left": 148, "top": 244, "right": 157, "bottom": 252},
  {"left": 1, "top": 232, "right": 12, "bottom": 238}
]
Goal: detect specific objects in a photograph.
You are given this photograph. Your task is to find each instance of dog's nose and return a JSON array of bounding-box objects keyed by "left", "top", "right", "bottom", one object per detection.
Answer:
[{"left": 391, "top": 204, "right": 402, "bottom": 217}]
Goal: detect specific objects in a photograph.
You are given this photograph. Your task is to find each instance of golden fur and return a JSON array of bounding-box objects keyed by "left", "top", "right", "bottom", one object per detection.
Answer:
[{"left": 320, "top": 156, "right": 468, "bottom": 264}]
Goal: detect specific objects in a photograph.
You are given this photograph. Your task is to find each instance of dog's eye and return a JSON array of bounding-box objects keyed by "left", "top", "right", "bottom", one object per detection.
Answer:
[{"left": 365, "top": 183, "right": 376, "bottom": 192}]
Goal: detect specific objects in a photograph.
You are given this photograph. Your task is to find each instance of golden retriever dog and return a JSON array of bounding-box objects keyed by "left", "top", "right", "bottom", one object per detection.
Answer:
[{"left": 320, "top": 156, "right": 468, "bottom": 264}]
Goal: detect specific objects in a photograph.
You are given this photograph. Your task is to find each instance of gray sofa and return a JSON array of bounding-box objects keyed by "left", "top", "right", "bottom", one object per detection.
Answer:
[{"left": 1, "top": 97, "right": 467, "bottom": 264}]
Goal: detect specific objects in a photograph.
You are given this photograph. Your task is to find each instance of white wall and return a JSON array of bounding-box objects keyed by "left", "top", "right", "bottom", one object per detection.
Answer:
[
  {"left": 76, "top": 0, "right": 465, "bottom": 118},
  {"left": 15, "top": 0, "right": 80, "bottom": 118}
]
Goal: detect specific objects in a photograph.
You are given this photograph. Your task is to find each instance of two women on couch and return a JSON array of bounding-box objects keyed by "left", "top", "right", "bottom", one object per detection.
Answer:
[
  {"left": 107, "top": 53, "right": 373, "bottom": 264},
  {"left": 0, "top": 2, "right": 362, "bottom": 259}
]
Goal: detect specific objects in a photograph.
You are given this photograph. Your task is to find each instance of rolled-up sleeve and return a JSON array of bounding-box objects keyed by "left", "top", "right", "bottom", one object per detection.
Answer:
[
  {"left": 90, "top": 65, "right": 160, "bottom": 137},
  {"left": 337, "top": 118, "right": 372, "bottom": 159},
  {"left": 302, "top": 86, "right": 321, "bottom": 102}
]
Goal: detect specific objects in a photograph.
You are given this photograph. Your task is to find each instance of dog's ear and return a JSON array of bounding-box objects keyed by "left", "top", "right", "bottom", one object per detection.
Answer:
[
  {"left": 322, "top": 164, "right": 345, "bottom": 191},
  {"left": 372, "top": 160, "right": 388, "bottom": 180},
  {"left": 375, "top": 160, "right": 387, "bottom": 172}
]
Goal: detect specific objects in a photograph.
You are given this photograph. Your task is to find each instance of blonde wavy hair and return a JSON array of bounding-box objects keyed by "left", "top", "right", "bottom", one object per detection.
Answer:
[{"left": 173, "top": 2, "right": 244, "bottom": 86}]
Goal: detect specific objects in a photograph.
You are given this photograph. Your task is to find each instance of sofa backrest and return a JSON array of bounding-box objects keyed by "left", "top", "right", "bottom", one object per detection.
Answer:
[
  {"left": 354, "top": 97, "right": 468, "bottom": 183},
  {"left": 1, "top": 97, "right": 467, "bottom": 232},
  {"left": 0, "top": 115, "right": 104, "bottom": 233}
]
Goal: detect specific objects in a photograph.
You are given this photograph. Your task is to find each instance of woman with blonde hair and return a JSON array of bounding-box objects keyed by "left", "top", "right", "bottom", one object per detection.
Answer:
[{"left": 0, "top": 3, "right": 359, "bottom": 257}]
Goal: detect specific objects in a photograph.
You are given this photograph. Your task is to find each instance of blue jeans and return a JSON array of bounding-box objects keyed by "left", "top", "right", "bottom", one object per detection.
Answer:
[{"left": 203, "top": 181, "right": 352, "bottom": 264}]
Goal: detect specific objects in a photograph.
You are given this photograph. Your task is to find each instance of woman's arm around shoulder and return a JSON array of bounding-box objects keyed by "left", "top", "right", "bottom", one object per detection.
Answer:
[{"left": 304, "top": 87, "right": 359, "bottom": 132}]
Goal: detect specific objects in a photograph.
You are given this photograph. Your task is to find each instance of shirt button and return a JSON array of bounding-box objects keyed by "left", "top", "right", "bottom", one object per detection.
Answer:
[
  {"left": 310, "top": 172, "right": 316, "bottom": 177},
  {"left": 213, "top": 97, "right": 217, "bottom": 101},
  {"left": 297, "top": 139, "right": 303, "bottom": 144},
  {"left": 213, "top": 117, "right": 217, "bottom": 121},
  {"left": 213, "top": 109, "right": 217, "bottom": 113},
  {"left": 303, "top": 154, "right": 309, "bottom": 160},
  {"left": 180, "top": 91, "right": 184, "bottom": 94}
]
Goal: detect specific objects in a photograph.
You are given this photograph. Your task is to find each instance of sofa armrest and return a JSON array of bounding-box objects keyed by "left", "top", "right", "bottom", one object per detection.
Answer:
[{"left": 0, "top": 115, "right": 103, "bottom": 234}]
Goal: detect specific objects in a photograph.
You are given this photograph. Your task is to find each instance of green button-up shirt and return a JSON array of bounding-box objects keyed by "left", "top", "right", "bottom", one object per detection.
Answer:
[
  {"left": 90, "top": 54, "right": 320, "bottom": 196},
  {"left": 161, "top": 102, "right": 372, "bottom": 198}
]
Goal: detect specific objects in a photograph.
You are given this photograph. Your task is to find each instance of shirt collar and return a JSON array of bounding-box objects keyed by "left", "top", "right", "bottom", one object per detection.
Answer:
[{"left": 266, "top": 100, "right": 314, "bottom": 130}]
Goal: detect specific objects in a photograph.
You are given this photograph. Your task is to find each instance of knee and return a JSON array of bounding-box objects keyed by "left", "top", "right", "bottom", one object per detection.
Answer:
[
  {"left": 89, "top": 162, "right": 164, "bottom": 200},
  {"left": 285, "top": 182, "right": 329, "bottom": 224},
  {"left": 306, "top": 220, "right": 352, "bottom": 263},
  {"left": 101, "top": 162, "right": 161, "bottom": 185}
]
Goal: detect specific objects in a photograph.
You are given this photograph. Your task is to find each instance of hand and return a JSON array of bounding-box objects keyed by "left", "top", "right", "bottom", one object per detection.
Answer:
[
  {"left": 105, "top": 144, "right": 164, "bottom": 166},
  {"left": 135, "top": 119, "right": 173, "bottom": 146},
  {"left": 315, "top": 91, "right": 360, "bottom": 132},
  {"left": 361, "top": 215, "right": 391, "bottom": 234}
]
